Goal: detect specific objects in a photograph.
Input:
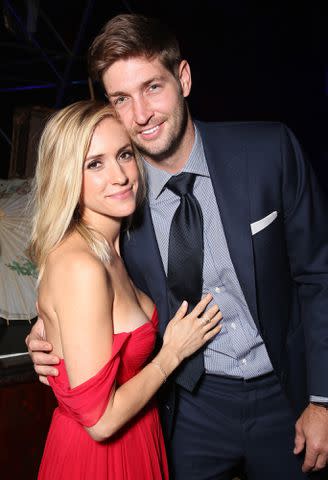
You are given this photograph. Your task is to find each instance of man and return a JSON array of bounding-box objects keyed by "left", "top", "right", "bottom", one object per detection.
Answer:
[{"left": 27, "top": 14, "right": 328, "bottom": 479}]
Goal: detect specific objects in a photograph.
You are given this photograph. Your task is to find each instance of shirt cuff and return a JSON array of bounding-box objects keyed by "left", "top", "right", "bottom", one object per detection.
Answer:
[{"left": 310, "top": 395, "right": 328, "bottom": 403}]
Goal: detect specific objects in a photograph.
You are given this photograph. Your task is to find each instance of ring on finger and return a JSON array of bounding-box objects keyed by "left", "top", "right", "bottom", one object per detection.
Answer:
[{"left": 200, "top": 316, "right": 211, "bottom": 326}]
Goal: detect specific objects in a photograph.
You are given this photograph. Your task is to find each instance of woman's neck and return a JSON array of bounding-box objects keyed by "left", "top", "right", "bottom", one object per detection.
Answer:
[{"left": 82, "top": 211, "right": 122, "bottom": 256}]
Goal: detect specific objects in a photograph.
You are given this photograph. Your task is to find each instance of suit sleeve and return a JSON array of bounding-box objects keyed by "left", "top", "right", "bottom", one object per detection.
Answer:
[{"left": 281, "top": 124, "right": 328, "bottom": 398}]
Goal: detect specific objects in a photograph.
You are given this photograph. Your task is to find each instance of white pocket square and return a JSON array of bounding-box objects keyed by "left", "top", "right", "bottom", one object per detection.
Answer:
[{"left": 250, "top": 211, "right": 278, "bottom": 236}]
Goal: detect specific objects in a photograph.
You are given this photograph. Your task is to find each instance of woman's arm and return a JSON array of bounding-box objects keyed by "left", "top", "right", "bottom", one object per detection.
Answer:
[
  {"left": 52, "top": 252, "right": 115, "bottom": 388},
  {"left": 88, "top": 295, "right": 221, "bottom": 441}
]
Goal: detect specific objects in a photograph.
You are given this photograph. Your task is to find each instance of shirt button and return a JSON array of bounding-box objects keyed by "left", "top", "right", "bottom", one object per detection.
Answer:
[
  {"left": 215, "top": 287, "right": 221, "bottom": 293},
  {"left": 231, "top": 322, "right": 236, "bottom": 330},
  {"left": 241, "top": 358, "right": 247, "bottom": 365}
]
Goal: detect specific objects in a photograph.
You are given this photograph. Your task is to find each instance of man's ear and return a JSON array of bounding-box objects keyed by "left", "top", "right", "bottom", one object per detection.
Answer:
[{"left": 178, "top": 60, "right": 192, "bottom": 98}]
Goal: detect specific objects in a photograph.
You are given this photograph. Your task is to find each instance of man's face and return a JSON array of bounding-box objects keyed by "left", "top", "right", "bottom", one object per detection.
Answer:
[{"left": 102, "top": 56, "right": 191, "bottom": 163}]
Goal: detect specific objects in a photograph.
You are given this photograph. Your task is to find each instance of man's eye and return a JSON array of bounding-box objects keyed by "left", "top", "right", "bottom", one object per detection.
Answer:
[
  {"left": 149, "top": 84, "right": 160, "bottom": 92},
  {"left": 115, "top": 96, "right": 127, "bottom": 105}
]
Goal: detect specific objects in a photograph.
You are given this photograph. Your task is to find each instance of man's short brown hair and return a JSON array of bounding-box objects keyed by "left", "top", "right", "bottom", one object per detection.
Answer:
[{"left": 88, "top": 14, "right": 181, "bottom": 84}]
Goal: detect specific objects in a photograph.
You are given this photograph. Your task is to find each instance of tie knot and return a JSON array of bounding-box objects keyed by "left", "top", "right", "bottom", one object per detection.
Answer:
[{"left": 165, "top": 172, "right": 196, "bottom": 197}]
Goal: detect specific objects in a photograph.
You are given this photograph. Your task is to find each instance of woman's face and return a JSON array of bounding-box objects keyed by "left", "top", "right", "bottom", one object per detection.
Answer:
[{"left": 81, "top": 116, "right": 139, "bottom": 223}]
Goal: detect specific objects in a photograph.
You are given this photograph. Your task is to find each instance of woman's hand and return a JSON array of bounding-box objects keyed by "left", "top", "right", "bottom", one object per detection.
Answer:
[
  {"left": 89, "top": 294, "right": 221, "bottom": 441},
  {"left": 162, "top": 293, "right": 222, "bottom": 364}
]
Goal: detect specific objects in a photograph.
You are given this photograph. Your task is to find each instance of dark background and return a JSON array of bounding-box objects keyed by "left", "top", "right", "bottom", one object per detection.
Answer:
[
  {"left": 1, "top": 0, "right": 327, "bottom": 187},
  {"left": 0, "top": 4, "right": 326, "bottom": 476}
]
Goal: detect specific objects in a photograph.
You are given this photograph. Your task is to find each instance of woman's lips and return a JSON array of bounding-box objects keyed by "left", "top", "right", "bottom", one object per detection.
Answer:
[{"left": 107, "top": 186, "right": 133, "bottom": 200}]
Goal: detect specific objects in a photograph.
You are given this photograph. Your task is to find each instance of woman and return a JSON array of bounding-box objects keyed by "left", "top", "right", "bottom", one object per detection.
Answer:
[{"left": 30, "top": 100, "right": 222, "bottom": 479}]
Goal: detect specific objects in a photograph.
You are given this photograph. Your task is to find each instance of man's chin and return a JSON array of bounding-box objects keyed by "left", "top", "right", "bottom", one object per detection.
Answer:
[{"left": 132, "top": 141, "right": 169, "bottom": 161}]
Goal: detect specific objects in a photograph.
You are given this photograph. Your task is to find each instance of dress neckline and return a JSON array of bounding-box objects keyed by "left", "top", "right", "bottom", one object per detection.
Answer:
[
  {"left": 114, "top": 305, "right": 157, "bottom": 335},
  {"left": 56, "top": 307, "right": 157, "bottom": 364}
]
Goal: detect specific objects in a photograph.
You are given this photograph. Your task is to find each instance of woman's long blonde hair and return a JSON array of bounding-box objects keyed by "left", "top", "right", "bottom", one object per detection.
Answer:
[{"left": 29, "top": 100, "right": 146, "bottom": 281}]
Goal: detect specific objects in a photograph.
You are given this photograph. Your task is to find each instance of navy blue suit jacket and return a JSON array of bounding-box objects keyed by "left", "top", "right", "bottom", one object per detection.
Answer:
[{"left": 121, "top": 121, "right": 328, "bottom": 432}]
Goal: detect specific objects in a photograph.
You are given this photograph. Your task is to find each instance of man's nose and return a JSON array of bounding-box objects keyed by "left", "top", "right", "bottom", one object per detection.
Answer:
[{"left": 132, "top": 97, "right": 154, "bottom": 125}]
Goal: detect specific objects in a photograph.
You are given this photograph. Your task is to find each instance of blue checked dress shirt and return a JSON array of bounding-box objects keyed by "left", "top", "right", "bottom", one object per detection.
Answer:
[{"left": 144, "top": 126, "right": 274, "bottom": 379}]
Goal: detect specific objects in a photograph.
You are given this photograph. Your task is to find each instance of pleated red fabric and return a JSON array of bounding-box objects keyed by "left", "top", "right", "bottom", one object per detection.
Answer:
[{"left": 38, "top": 309, "right": 169, "bottom": 479}]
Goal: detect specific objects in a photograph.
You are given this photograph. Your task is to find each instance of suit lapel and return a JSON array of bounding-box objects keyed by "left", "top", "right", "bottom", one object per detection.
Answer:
[
  {"left": 198, "top": 122, "right": 259, "bottom": 328},
  {"left": 125, "top": 204, "right": 170, "bottom": 335}
]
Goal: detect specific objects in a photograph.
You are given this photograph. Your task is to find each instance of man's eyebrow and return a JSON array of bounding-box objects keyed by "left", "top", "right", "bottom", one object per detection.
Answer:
[
  {"left": 107, "top": 91, "right": 125, "bottom": 99},
  {"left": 107, "top": 76, "right": 166, "bottom": 98}
]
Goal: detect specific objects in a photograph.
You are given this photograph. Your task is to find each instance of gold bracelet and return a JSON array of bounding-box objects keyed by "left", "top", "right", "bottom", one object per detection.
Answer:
[{"left": 150, "top": 360, "right": 167, "bottom": 384}]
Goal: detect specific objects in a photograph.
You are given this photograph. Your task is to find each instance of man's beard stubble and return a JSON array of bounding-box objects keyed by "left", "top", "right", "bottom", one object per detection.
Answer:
[{"left": 132, "top": 99, "right": 189, "bottom": 163}]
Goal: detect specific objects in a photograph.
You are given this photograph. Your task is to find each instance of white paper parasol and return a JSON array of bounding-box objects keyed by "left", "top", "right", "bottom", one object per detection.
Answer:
[{"left": 0, "top": 179, "right": 37, "bottom": 323}]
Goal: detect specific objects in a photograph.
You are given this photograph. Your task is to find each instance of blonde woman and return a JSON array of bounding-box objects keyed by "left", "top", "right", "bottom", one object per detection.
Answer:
[{"left": 30, "top": 100, "right": 222, "bottom": 479}]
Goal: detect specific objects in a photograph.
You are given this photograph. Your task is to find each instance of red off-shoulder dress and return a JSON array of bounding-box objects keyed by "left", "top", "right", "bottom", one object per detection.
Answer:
[{"left": 38, "top": 309, "right": 169, "bottom": 479}]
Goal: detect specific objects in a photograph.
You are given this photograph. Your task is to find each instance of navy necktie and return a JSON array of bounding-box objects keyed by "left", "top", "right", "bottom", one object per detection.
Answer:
[{"left": 166, "top": 172, "right": 205, "bottom": 391}]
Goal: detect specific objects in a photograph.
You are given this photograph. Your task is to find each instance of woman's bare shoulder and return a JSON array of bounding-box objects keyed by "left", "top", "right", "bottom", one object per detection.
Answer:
[{"left": 45, "top": 233, "right": 108, "bottom": 287}]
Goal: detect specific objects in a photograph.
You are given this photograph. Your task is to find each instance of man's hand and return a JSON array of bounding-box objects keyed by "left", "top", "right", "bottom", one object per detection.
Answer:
[
  {"left": 294, "top": 403, "right": 328, "bottom": 472},
  {"left": 25, "top": 317, "right": 59, "bottom": 386}
]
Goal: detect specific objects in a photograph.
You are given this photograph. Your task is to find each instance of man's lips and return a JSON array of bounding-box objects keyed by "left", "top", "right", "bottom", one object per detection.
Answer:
[
  {"left": 141, "top": 125, "right": 160, "bottom": 135},
  {"left": 137, "top": 122, "right": 164, "bottom": 140}
]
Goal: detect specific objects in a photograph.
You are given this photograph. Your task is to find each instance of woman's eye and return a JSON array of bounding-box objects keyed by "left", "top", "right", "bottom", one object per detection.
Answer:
[
  {"left": 119, "top": 150, "right": 134, "bottom": 161},
  {"left": 87, "top": 160, "right": 101, "bottom": 169}
]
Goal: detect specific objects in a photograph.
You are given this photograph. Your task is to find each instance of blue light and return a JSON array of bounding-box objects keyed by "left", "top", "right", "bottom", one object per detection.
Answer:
[{"left": 0, "top": 80, "right": 87, "bottom": 93}]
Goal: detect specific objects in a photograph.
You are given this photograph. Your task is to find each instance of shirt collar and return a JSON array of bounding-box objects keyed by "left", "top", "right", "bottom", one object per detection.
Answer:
[{"left": 144, "top": 124, "right": 209, "bottom": 200}]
